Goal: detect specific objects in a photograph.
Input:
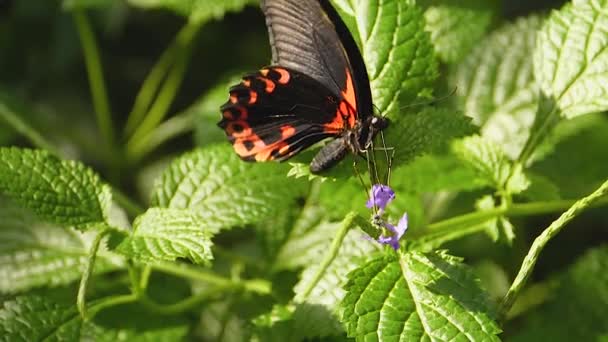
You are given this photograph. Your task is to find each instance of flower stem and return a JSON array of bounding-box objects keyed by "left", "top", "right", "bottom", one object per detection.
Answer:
[
  {"left": 499, "top": 178, "right": 608, "bottom": 320},
  {"left": 73, "top": 10, "right": 115, "bottom": 158},
  {"left": 297, "top": 212, "right": 358, "bottom": 302},
  {"left": 77, "top": 227, "right": 109, "bottom": 319}
]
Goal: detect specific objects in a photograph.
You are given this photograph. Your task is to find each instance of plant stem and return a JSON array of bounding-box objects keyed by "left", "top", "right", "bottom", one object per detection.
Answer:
[
  {"left": 127, "top": 111, "right": 196, "bottom": 162},
  {"left": 297, "top": 212, "right": 357, "bottom": 301},
  {"left": 73, "top": 11, "right": 115, "bottom": 157},
  {"left": 139, "top": 287, "right": 225, "bottom": 315},
  {"left": 517, "top": 95, "right": 560, "bottom": 165},
  {"left": 111, "top": 186, "right": 145, "bottom": 217},
  {"left": 0, "top": 103, "right": 58, "bottom": 155},
  {"left": 140, "top": 265, "right": 153, "bottom": 290},
  {"left": 77, "top": 227, "right": 109, "bottom": 319},
  {"left": 127, "top": 261, "right": 143, "bottom": 298},
  {"left": 87, "top": 293, "right": 139, "bottom": 318},
  {"left": 124, "top": 22, "right": 200, "bottom": 136},
  {"left": 499, "top": 179, "right": 608, "bottom": 320},
  {"left": 125, "top": 22, "right": 201, "bottom": 161},
  {"left": 415, "top": 196, "right": 608, "bottom": 248},
  {"left": 150, "top": 261, "right": 271, "bottom": 295}
]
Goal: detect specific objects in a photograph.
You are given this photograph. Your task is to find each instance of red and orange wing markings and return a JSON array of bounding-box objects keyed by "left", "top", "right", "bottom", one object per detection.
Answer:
[
  {"left": 323, "top": 69, "right": 358, "bottom": 134},
  {"left": 231, "top": 123, "right": 297, "bottom": 161},
  {"left": 221, "top": 67, "right": 299, "bottom": 161}
]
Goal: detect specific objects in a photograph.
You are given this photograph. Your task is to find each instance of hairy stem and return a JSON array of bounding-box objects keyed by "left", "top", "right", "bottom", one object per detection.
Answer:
[
  {"left": 499, "top": 179, "right": 608, "bottom": 320},
  {"left": 77, "top": 227, "right": 109, "bottom": 319},
  {"left": 297, "top": 212, "right": 359, "bottom": 301}
]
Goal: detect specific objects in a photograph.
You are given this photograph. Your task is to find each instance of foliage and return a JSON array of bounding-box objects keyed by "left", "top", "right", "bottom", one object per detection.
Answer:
[{"left": 0, "top": 0, "right": 607, "bottom": 341}]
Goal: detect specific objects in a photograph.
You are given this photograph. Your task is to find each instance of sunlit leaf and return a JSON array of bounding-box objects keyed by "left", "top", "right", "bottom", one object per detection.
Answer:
[
  {"left": 341, "top": 251, "right": 501, "bottom": 340},
  {"left": 425, "top": 0, "right": 500, "bottom": 64},
  {"left": 152, "top": 145, "right": 305, "bottom": 232},
  {"left": 116, "top": 208, "right": 214, "bottom": 264},
  {"left": 452, "top": 15, "right": 544, "bottom": 159},
  {"left": 0, "top": 199, "right": 122, "bottom": 294},
  {"left": 0, "top": 148, "right": 111, "bottom": 230},
  {"left": 535, "top": 0, "right": 608, "bottom": 118}
]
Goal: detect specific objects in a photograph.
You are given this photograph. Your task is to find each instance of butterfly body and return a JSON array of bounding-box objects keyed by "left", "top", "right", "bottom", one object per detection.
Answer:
[{"left": 218, "top": 0, "right": 388, "bottom": 173}]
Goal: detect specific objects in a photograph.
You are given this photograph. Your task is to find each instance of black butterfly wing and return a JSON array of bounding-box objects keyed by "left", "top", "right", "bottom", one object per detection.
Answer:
[
  {"left": 262, "top": 0, "right": 373, "bottom": 119},
  {"left": 219, "top": 67, "right": 343, "bottom": 161},
  {"left": 219, "top": 0, "right": 373, "bottom": 163}
]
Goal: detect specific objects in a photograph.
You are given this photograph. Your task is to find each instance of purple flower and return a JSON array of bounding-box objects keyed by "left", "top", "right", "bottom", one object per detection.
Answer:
[
  {"left": 366, "top": 184, "right": 395, "bottom": 211},
  {"left": 377, "top": 213, "right": 408, "bottom": 250}
]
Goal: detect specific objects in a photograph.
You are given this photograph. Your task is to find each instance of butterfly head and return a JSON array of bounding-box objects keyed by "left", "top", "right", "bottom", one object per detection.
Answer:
[{"left": 357, "top": 115, "right": 389, "bottom": 151}]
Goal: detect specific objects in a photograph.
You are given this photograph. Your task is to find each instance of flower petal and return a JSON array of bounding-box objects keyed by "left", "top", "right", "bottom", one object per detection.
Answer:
[
  {"left": 366, "top": 184, "right": 396, "bottom": 210},
  {"left": 395, "top": 213, "right": 409, "bottom": 238},
  {"left": 375, "top": 212, "right": 408, "bottom": 251}
]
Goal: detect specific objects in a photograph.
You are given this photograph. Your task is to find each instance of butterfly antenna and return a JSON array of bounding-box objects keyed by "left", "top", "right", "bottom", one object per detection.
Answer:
[
  {"left": 367, "top": 140, "right": 382, "bottom": 186},
  {"left": 397, "top": 86, "right": 458, "bottom": 112},
  {"left": 352, "top": 158, "right": 377, "bottom": 215},
  {"left": 379, "top": 130, "right": 394, "bottom": 186}
]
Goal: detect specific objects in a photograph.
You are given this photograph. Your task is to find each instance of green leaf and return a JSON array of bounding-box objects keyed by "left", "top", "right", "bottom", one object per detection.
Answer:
[
  {"left": 511, "top": 245, "right": 608, "bottom": 342},
  {"left": 424, "top": 0, "right": 500, "bottom": 64},
  {"left": 453, "top": 135, "right": 530, "bottom": 194},
  {"left": 0, "top": 148, "right": 111, "bottom": 230},
  {"left": 476, "top": 195, "right": 516, "bottom": 244},
  {"left": 127, "top": 0, "right": 258, "bottom": 24},
  {"left": 253, "top": 303, "right": 347, "bottom": 341},
  {"left": 151, "top": 145, "right": 305, "bottom": 232},
  {"left": 198, "top": 302, "right": 249, "bottom": 341},
  {"left": 333, "top": 0, "right": 438, "bottom": 116},
  {"left": 535, "top": 0, "right": 608, "bottom": 118},
  {"left": 290, "top": 230, "right": 379, "bottom": 338},
  {"left": 0, "top": 295, "right": 188, "bottom": 341},
  {"left": 116, "top": 208, "right": 214, "bottom": 264},
  {"left": 531, "top": 114, "right": 608, "bottom": 198},
  {"left": 520, "top": 173, "right": 561, "bottom": 202},
  {"left": 82, "top": 322, "right": 189, "bottom": 341},
  {"left": 272, "top": 205, "right": 336, "bottom": 271},
  {"left": 263, "top": 209, "right": 380, "bottom": 339},
  {"left": 452, "top": 15, "right": 544, "bottom": 159},
  {"left": 390, "top": 153, "right": 488, "bottom": 194},
  {"left": 389, "top": 107, "right": 475, "bottom": 167},
  {"left": 0, "top": 296, "right": 83, "bottom": 340},
  {"left": 341, "top": 251, "right": 501, "bottom": 341},
  {"left": 0, "top": 199, "right": 122, "bottom": 294}
]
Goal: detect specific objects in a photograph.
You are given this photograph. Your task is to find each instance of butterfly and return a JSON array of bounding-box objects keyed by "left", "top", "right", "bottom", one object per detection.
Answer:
[{"left": 218, "top": 0, "right": 388, "bottom": 174}]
